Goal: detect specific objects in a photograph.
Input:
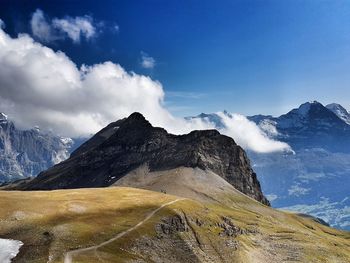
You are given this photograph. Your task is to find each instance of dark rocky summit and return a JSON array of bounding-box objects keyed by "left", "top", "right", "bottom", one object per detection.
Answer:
[{"left": 15, "top": 112, "right": 270, "bottom": 205}]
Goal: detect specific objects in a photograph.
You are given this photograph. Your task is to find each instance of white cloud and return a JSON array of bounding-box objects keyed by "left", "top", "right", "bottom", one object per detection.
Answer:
[
  {"left": 52, "top": 16, "right": 96, "bottom": 43},
  {"left": 30, "top": 9, "right": 57, "bottom": 42},
  {"left": 0, "top": 19, "right": 5, "bottom": 29},
  {"left": 30, "top": 9, "right": 97, "bottom": 43},
  {"left": 217, "top": 112, "right": 291, "bottom": 153},
  {"left": 0, "top": 27, "right": 202, "bottom": 137},
  {"left": 288, "top": 184, "right": 310, "bottom": 196},
  {"left": 140, "top": 52, "right": 155, "bottom": 69},
  {"left": 0, "top": 27, "right": 289, "bottom": 154}
]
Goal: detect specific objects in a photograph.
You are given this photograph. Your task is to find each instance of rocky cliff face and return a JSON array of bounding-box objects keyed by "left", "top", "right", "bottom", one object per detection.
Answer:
[
  {"left": 0, "top": 113, "right": 73, "bottom": 183},
  {"left": 17, "top": 112, "right": 269, "bottom": 205}
]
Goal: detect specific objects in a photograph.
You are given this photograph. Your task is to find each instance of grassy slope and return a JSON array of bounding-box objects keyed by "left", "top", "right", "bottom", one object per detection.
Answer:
[{"left": 0, "top": 187, "right": 349, "bottom": 263}]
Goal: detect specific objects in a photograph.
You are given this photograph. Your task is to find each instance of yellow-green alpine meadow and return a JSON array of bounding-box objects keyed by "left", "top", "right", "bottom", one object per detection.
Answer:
[{"left": 1, "top": 181, "right": 349, "bottom": 262}]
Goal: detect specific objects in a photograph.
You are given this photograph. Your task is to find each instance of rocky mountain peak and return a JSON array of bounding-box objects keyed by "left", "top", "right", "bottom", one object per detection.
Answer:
[
  {"left": 118, "top": 112, "right": 156, "bottom": 133},
  {"left": 293, "top": 101, "right": 323, "bottom": 116},
  {"left": 306, "top": 100, "right": 321, "bottom": 105},
  {"left": 15, "top": 112, "right": 270, "bottom": 205},
  {"left": 277, "top": 101, "right": 346, "bottom": 129},
  {"left": 296, "top": 102, "right": 312, "bottom": 116},
  {"left": 123, "top": 112, "right": 150, "bottom": 125}
]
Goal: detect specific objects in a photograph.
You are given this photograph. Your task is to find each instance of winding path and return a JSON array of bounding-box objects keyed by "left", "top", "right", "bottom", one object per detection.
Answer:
[{"left": 63, "top": 198, "right": 184, "bottom": 263}]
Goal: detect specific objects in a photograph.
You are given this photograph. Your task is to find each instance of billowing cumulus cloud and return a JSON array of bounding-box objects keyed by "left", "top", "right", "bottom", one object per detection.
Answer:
[
  {"left": 0, "top": 27, "right": 290, "bottom": 153},
  {"left": 30, "top": 9, "right": 97, "bottom": 43}
]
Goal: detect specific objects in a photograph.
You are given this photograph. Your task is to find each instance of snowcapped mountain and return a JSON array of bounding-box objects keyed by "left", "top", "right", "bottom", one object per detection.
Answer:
[
  {"left": 189, "top": 101, "right": 350, "bottom": 230},
  {"left": 276, "top": 101, "right": 344, "bottom": 129},
  {"left": 0, "top": 113, "right": 75, "bottom": 183},
  {"left": 326, "top": 103, "right": 350, "bottom": 125},
  {"left": 249, "top": 101, "right": 350, "bottom": 152}
]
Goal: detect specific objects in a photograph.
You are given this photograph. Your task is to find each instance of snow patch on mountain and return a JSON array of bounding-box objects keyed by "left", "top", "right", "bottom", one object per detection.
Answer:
[
  {"left": 0, "top": 113, "right": 8, "bottom": 122},
  {"left": 326, "top": 103, "right": 350, "bottom": 125}
]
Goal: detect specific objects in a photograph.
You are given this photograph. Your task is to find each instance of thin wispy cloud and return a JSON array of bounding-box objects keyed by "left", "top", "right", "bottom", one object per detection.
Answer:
[
  {"left": 30, "top": 9, "right": 99, "bottom": 43},
  {"left": 140, "top": 51, "right": 155, "bottom": 69},
  {"left": 52, "top": 16, "right": 96, "bottom": 43},
  {"left": 30, "top": 9, "right": 57, "bottom": 42}
]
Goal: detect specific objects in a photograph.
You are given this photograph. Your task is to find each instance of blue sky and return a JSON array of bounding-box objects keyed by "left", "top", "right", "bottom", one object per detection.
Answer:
[{"left": 1, "top": 0, "right": 350, "bottom": 116}]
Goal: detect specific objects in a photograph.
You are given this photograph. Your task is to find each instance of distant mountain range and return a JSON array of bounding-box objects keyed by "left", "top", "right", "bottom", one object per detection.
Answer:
[
  {"left": 1, "top": 101, "right": 349, "bottom": 231},
  {"left": 189, "top": 101, "right": 350, "bottom": 230},
  {"left": 0, "top": 113, "right": 74, "bottom": 183}
]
